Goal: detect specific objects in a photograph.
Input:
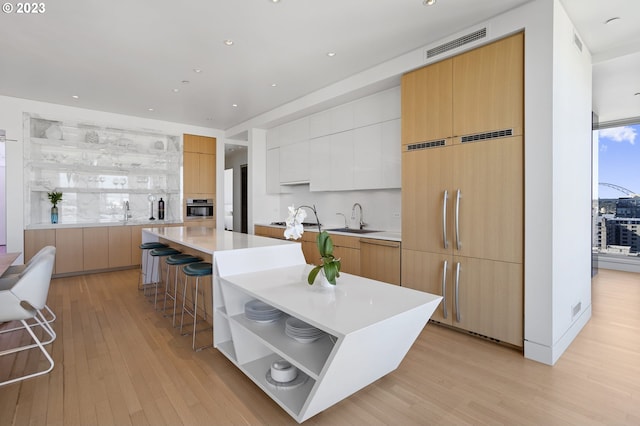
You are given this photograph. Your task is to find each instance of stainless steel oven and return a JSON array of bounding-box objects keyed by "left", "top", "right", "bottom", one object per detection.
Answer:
[{"left": 186, "top": 198, "right": 214, "bottom": 218}]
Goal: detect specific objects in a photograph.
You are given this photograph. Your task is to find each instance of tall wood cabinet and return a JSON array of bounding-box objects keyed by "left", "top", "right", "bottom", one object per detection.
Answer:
[
  {"left": 401, "top": 33, "right": 524, "bottom": 347},
  {"left": 183, "top": 134, "right": 216, "bottom": 198}
]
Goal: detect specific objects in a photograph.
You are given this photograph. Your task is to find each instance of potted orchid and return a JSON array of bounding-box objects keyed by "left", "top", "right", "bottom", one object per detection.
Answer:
[{"left": 284, "top": 204, "right": 341, "bottom": 286}]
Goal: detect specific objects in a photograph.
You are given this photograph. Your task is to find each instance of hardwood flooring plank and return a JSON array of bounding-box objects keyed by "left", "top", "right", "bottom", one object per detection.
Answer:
[{"left": 1, "top": 268, "right": 640, "bottom": 425}]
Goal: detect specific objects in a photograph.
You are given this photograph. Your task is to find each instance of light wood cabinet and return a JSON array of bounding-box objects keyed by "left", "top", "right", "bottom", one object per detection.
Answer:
[
  {"left": 183, "top": 134, "right": 216, "bottom": 198},
  {"left": 24, "top": 229, "right": 56, "bottom": 273},
  {"left": 108, "top": 226, "right": 132, "bottom": 268},
  {"left": 130, "top": 225, "right": 144, "bottom": 266},
  {"left": 401, "top": 32, "right": 524, "bottom": 347},
  {"left": 452, "top": 32, "right": 524, "bottom": 137},
  {"left": 360, "top": 238, "right": 401, "bottom": 285},
  {"left": 401, "top": 58, "right": 453, "bottom": 145},
  {"left": 55, "top": 228, "right": 84, "bottom": 274},
  {"left": 83, "top": 227, "right": 109, "bottom": 271},
  {"left": 254, "top": 225, "right": 286, "bottom": 240}
]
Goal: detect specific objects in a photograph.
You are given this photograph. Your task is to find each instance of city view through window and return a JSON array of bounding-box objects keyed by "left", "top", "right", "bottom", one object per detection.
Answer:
[{"left": 595, "top": 123, "right": 640, "bottom": 265}]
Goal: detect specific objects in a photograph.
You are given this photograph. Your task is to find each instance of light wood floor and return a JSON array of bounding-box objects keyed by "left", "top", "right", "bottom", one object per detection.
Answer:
[{"left": 1, "top": 268, "right": 639, "bottom": 425}]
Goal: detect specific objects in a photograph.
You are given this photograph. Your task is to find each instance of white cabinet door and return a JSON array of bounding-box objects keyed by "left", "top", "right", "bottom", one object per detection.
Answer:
[
  {"left": 330, "top": 131, "right": 354, "bottom": 190},
  {"left": 381, "top": 118, "right": 401, "bottom": 188},
  {"left": 309, "top": 136, "right": 332, "bottom": 192},
  {"left": 266, "top": 148, "right": 281, "bottom": 193},
  {"left": 352, "top": 119, "right": 400, "bottom": 190},
  {"left": 353, "top": 124, "right": 382, "bottom": 189},
  {"left": 279, "top": 140, "right": 310, "bottom": 184}
]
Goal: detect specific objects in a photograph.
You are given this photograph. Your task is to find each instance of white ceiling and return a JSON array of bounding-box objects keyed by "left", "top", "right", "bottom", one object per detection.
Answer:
[{"left": 0, "top": 0, "right": 638, "bottom": 132}]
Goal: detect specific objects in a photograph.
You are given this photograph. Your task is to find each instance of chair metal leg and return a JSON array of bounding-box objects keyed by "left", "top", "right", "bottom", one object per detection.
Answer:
[{"left": 0, "top": 315, "right": 55, "bottom": 387}]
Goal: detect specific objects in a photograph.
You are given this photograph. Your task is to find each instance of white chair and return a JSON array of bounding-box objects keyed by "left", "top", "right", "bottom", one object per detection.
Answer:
[
  {"left": 0, "top": 252, "right": 56, "bottom": 387},
  {"left": 0, "top": 246, "right": 57, "bottom": 333}
]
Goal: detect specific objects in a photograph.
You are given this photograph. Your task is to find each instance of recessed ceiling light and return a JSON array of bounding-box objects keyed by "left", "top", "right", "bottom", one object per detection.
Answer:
[
  {"left": 224, "top": 39, "right": 234, "bottom": 46},
  {"left": 423, "top": 0, "right": 436, "bottom": 5},
  {"left": 232, "top": 104, "right": 238, "bottom": 108},
  {"left": 270, "top": 0, "right": 281, "bottom": 3},
  {"left": 148, "top": 108, "right": 154, "bottom": 112},
  {"left": 604, "top": 17, "right": 620, "bottom": 24},
  {"left": 193, "top": 68, "right": 202, "bottom": 73},
  {"left": 271, "top": 83, "right": 277, "bottom": 87},
  {"left": 72, "top": 95, "right": 79, "bottom": 99},
  {"left": 327, "top": 52, "right": 336, "bottom": 57},
  {"left": 172, "top": 88, "right": 180, "bottom": 93}
]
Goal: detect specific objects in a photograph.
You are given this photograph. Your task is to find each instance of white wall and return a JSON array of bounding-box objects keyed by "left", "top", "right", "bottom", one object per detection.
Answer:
[
  {"left": 0, "top": 95, "right": 223, "bottom": 262},
  {"left": 0, "top": 142, "right": 5, "bottom": 246},
  {"left": 549, "top": 0, "right": 593, "bottom": 361},
  {"left": 239, "top": 0, "right": 594, "bottom": 365}
]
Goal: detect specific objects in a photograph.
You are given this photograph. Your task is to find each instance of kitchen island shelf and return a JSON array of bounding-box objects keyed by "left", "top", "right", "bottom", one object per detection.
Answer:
[{"left": 229, "top": 312, "right": 335, "bottom": 379}]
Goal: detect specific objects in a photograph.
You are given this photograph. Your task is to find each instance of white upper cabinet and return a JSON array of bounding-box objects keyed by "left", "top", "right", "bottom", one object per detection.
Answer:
[
  {"left": 354, "top": 86, "right": 401, "bottom": 128},
  {"left": 279, "top": 140, "right": 310, "bottom": 184},
  {"left": 269, "top": 86, "right": 401, "bottom": 192}
]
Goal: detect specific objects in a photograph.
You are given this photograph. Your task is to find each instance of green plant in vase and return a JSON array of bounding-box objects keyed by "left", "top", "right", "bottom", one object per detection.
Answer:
[
  {"left": 284, "top": 204, "right": 341, "bottom": 286},
  {"left": 47, "top": 191, "right": 63, "bottom": 224}
]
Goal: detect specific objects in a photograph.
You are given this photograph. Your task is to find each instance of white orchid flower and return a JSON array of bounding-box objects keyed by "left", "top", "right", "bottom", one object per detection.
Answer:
[{"left": 284, "top": 205, "right": 307, "bottom": 240}]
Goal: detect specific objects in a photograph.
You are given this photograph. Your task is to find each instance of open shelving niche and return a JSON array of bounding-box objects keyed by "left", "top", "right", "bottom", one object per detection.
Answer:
[
  {"left": 24, "top": 114, "right": 181, "bottom": 225},
  {"left": 213, "top": 244, "right": 340, "bottom": 422}
]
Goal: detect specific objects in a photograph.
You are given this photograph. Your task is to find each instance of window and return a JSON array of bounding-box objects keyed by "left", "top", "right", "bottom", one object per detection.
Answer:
[{"left": 595, "top": 123, "right": 640, "bottom": 270}]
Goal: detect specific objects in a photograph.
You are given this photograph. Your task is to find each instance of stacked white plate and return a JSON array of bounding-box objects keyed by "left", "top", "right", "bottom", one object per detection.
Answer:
[
  {"left": 244, "top": 300, "right": 283, "bottom": 323},
  {"left": 285, "top": 317, "right": 325, "bottom": 343}
]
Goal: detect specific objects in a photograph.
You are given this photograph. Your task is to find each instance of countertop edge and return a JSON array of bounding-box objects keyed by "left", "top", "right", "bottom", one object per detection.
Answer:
[{"left": 256, "top": 223, "right": 401, "bottom": 242}]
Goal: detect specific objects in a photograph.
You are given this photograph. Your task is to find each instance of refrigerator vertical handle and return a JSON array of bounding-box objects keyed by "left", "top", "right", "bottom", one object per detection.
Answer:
[
  {"left": 455, "top": 262, "right": 461, "bottom": 323},
  {"left": 455, "top": 189, "right": 461, "bottom": 251},
  {"left": 443, "top": 190, "right": 449, "bottom": 249},
  {"left": 442, "top": 259, "right": 448, "bottom": 319}
]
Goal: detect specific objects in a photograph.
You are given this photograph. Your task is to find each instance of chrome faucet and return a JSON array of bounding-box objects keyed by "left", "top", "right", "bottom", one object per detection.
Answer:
[
  {"left": 336, "top": 213, "right": 348, "bottom": 228},
  {"left": 351, "top": 203, "right": 365, "bottom": 229},
  {"left": 124, "top": 201, "right": 131, "bottom": 222}
]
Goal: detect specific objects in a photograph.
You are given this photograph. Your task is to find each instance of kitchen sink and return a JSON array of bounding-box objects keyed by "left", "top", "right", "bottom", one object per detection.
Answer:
[{"left": 327, "top": 228, "right": 381, "bottom": 234}]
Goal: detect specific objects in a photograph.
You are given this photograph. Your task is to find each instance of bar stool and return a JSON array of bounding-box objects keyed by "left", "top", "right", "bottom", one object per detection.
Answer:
[
  {"left": 138, "top": 242, "right": 168, "bottom": 291},
  {"left": 180, "top": 261, "right": 213, "bottom": 351},
  {"left": 162, "top": 253, "right": 202, "bottom": 326},
  {"left": 147, "top": 247, "right": 181, "bottom": 308}
]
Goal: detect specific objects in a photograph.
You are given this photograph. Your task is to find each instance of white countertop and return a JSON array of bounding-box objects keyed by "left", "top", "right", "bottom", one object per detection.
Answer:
[
  {"left": 218, "top": 263, "right": 439, "bottom": 336},
  {"left": 27, "top": 219, "right": 183, "bottom": 230},
  {"left": 143, "top": 226, "right": 295, "bottom": 255},
  {"left": 257, "top": 223, "right": 401, "bottom": 242}
]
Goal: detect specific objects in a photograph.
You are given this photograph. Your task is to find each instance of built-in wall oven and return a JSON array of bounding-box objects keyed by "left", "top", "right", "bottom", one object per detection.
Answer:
[{"left": 186, "top": 198, "right": 214, "bottom": 218}]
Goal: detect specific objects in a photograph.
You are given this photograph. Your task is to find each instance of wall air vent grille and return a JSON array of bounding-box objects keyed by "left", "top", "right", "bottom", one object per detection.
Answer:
[
  {"left": 460, "top": 129, "right": 513, "bottom": 143},
  {"left": 573, "top": 31, "right": 583, "bottom": 52},
  {"left": 426, "top": 28, "right": 487, "bottom": 59},
  {"left": 406, "top": 139, "right": 446, "bottom": 151}
]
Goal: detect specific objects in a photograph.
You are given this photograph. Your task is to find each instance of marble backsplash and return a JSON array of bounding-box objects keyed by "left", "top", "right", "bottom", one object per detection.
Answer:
[{"left": 24, "top": 113, "right": 182, "bottom": 226}]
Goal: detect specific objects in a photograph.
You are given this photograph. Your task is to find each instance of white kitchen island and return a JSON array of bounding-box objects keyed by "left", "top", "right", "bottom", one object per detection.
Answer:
[
  {"left": 141, "top": 226, "right": 441, "bottom": 423},
  {"left": 214, "top": 245, "right": 442, "bottom": 423}
]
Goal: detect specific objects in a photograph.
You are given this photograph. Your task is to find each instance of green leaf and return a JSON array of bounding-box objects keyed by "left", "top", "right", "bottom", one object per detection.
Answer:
[
  {"left": 316, "top": 231, "right": 334, "bottom": 257},
  {"left": 307, "top": 265, "right": 322, "bottom": 285}
]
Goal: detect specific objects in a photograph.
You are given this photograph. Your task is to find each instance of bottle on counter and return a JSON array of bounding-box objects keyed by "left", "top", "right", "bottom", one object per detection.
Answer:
[{"left": 158, "top": 197, "right": 165, "bottom": 220}]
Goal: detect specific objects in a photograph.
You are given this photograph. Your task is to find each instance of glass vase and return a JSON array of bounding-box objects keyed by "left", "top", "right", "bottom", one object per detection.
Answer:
[{"left": 50, "top": 206, "right": 58, "bottom": 224}]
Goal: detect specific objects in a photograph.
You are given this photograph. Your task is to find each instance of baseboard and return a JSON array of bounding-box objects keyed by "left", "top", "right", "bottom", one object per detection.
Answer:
[{"left": 524, "top": 304, "right": 592, "bottom": 365}]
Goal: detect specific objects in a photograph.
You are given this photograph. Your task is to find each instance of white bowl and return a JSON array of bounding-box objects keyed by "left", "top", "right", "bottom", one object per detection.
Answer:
[{"left": 270, "top": 360, "right": 297, "bottom": 383}]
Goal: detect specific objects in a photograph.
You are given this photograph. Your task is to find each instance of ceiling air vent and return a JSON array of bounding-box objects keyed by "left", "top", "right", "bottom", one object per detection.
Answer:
[
  {"left": 460, "top": 129, "right": 513, "bottom": 143},
  {"left": 426, "top": 28, "right": 487, "bottom": 59},
  {"left": 406, "top": 139, "right": 447, "bottom": 151}
]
